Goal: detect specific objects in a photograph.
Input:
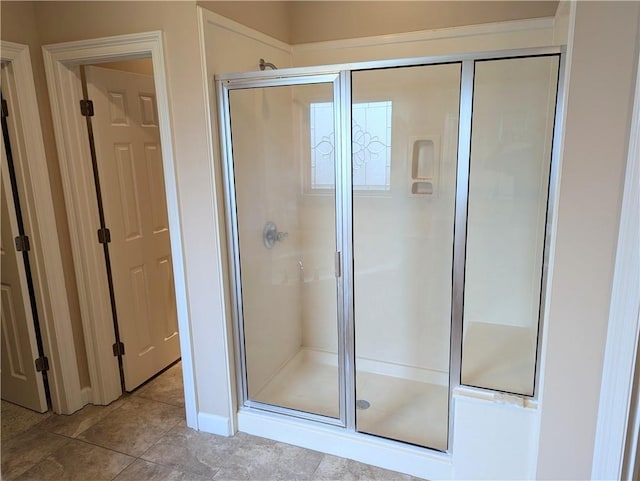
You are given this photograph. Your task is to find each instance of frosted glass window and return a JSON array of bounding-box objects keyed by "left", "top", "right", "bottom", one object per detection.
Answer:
[
  {"left": 461, "top": 55, "right": 560, "bottom": 396},
  {"left": 310, "top": 101, "right": 392, "bottom": 190}
]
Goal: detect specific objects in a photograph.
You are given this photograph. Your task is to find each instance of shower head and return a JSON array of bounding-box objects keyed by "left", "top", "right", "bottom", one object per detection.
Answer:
[{"left": 259, "top": 58, "right": 277, "bottom": 71}]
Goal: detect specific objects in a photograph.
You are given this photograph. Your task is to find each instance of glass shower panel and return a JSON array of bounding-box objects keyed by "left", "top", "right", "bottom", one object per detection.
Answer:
[
  {"left": 352, "top": 64, "right": 461, "bottom": 450},
  {"left": 228, "top": 82, "right": 340, "bottom": 419},
  {"left": 461, "top": 56, "right": 560, "bottom": 396}
]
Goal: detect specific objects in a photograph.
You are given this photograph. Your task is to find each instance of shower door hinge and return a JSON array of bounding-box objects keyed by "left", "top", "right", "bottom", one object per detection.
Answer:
[
  {"left": 335, "top": 251, "right": 342, "bottom": 278},
  {"left": 35, "top": 356, "right": 49, "bottom": 372},
  {"left": 80, "top": 99, "right": 94, "bottom": 117},
  {"left": 97, "top": 227, "right": 111, "bottom": 244},
  {"left": 112, "top": 341, "right": 125, "bottom": 357},
  {"left": 15, "top": 235, "right": 31, "bottom": 252},
  {"left": 1, "top": 99, "right": 8, "bottom": 118}
]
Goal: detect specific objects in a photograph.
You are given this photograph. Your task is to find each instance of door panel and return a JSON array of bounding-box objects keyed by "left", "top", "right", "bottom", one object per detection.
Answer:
[
  {"left": 144, "top": 144, "right": 168, "bottom": 233},
  {"left": 227, "top": 81, "right": 341, "bottom": 420},
  {"left": 0, "top": 167, "right": 47, "bottom": 412},
  {"left": 0, "top": 63, "right": 48, "bottom": 412},
  {"left": 352, "top": 63, "right": 461, "bottom": 451},
  {"left": 86, "top": 65, "right": 179, "bottom": 391}
]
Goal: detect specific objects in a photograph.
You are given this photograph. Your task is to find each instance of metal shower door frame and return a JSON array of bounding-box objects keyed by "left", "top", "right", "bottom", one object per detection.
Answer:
[
  {"left": 218, "top": 72, "right": 350, "bottom": 428},
  {"left": 216, "top": 45, "right": 564, "bottom": 454}
]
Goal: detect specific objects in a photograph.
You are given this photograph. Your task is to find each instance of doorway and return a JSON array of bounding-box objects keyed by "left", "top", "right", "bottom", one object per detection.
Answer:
[{"left": 42, "top": 33, "right": 193, "bottom": 417}]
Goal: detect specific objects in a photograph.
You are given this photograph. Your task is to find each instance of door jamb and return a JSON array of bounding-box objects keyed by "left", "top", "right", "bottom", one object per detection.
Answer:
[
  {"left": 1, "top": 41, "right": 83, "bottom": 414},
  {"left": 41, "top": 32, "right": 196, "bottom": 427}
]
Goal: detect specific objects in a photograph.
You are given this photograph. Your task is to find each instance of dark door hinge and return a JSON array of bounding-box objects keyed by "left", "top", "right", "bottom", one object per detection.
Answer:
[
  {"left": 15, "top": 235, "right": 30, "bottom": 252},
  {"left": 35, "top": 356, "right": 49, "bottom": 372},
  {"left": 1, "top": 99, "right": 8, "bottom": 118},
  {"left": 97, "top": 228, "right": 111, "bottom": 244},
  {"left": 80, "top": 99, "right": 94, "bottom": 117},
  {"left": 112, "top": 341, "right": 125, "bottom": 357}
]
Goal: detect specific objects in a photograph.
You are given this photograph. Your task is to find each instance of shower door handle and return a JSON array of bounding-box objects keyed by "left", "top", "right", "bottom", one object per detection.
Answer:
[{"left": 335, "top": 251, "right": 342, "bottom": 278}]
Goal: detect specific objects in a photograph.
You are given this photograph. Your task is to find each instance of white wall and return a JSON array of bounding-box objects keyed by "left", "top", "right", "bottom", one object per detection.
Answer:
[
  {"left": 536, "top": 2, "right": 640, "bottom": 478},
  {"left": 200, "top": 9, "right": 294, "bottom": 408},
  {"left": 292, "top": 17, "right": 556, "bottom": 66}
]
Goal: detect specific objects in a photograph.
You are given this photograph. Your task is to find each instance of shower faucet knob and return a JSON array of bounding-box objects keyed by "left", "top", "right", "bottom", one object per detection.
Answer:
[{"left": 263, "top": 221, "right": 287, "bottom": 249}]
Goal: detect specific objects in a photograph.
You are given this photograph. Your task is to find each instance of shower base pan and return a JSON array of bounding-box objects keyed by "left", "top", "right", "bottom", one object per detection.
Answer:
[{"left": 252, "top": 348, "right": 449, "bottom": 450}]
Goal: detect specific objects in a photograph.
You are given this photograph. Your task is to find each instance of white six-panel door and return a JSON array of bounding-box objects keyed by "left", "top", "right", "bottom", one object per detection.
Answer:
[
  {"left": 0, "top": 63, "right": 48, "bottom": 411},
  {"left": 86, "top": 65, "right": 179, "bottom": 391}
]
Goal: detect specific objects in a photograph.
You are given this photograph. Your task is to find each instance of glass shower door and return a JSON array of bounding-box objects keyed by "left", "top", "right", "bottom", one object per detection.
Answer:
[
  {"left": 351, "top": 63, "right": 461, "bottom": 450},
  {"left": 225, "top": 79, "right": 342, "bottom": 421}
]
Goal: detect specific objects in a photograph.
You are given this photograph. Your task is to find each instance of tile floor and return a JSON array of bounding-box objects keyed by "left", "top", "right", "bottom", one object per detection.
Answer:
[{"left": 2, "top": 362, "right": 424, "bottom": 480}]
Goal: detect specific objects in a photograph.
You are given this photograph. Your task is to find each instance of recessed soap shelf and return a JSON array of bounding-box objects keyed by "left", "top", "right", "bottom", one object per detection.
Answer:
[
  {"left": 411, "top": 181, "right": 433, "bottom": 195},
  {"left": 409, "top": 136, "right": 440, "bottom": 196}
]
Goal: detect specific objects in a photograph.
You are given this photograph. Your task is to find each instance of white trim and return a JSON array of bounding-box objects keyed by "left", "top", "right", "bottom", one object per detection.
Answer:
[
  {"left": 197, "top": 5, "right": 238, "bottom": 433},
  {"left": 591, "top": 38, "right": 640, "bottom": 481},
  {"left": 292, "top": 17, "right": 555, "bottom": 53},
  {"left": 623, "top": 308, "right": 640, "bottom": 480},
  {"left": 1, "top": 41, "right": 83, "bottom": 414},
  {"left": 80, "top": 386, "right": 92, "bottom": 406},
  {"left": 41, "top": 32, "right": 197, "bottom": 427},
  {"left": 531, "top": 3, "right": 576, "bottom": 476},
  {"left": 197, "top": 411, "right": 232, "bottom": 436},
  {"left": 237, "top": 408, "right": 452, "bottom": 480},
  {"left": 200, "top": 8, "right": 291, "bottom": 55}
]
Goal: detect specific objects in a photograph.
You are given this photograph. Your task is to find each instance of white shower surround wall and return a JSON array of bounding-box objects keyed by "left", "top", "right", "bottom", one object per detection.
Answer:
[
  {"left": 230, "top": 85, "right": 304, "bottom": 397},
  {"left": 200, "top": 8, "right": 567, "bottom": 480}
]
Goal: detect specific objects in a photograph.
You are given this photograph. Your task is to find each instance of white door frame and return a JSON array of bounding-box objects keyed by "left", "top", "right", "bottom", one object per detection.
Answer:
[
  {"left": 591, "top": 41, "right": 640, "bottom": 480},
  {"left": 42, "top": 33, "right": 196, "bottom": 425},
  {"left": 1, "top": 41, "right": 82, "bottom": 415}
]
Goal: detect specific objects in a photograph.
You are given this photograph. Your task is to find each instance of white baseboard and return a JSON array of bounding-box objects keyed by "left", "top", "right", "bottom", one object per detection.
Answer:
[
  {"left": 237, "top": 408, "right": 452, "bottom": 480},
  {"left": 80, "top": 387, "right": 92, "bottom": 406},
  {"left": 197, "top": 412, "right": 232, "bottom": 436}
]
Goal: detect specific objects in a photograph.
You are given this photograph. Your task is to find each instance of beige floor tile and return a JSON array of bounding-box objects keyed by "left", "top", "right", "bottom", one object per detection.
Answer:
[
  {"left": 14, "top": 439, "right": 134, "bottom": 481},
  {"left": 212, "top": 438, "right": 323, "bottom": 481},
  {"left": 134, "top": 362, "right": 185, "bottom": 408},
  {"left": 77, "top": 396, "right": 184, "bottom": 457},
  {"left": 36, "top": 398, "right": 126, "bottom": 438},
  {"left": 141, "top": 421, "right": 240, "bottom": 478},
  {"left": 1, "top": 427, "right": 70, "bottom": 481},
  {"left": 114, "top": 459, "right": 212, "bottom": 481},
  {"left": 1, "top": 401, "right": 51, "bottom": 442},
  {"left": 310, "top": 454, "right": 416, "bottom": 481}
]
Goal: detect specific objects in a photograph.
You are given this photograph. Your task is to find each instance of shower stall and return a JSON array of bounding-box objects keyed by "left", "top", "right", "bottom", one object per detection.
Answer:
[{"left": 217, "top": 47, "right": 561, "bottom": 452}]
